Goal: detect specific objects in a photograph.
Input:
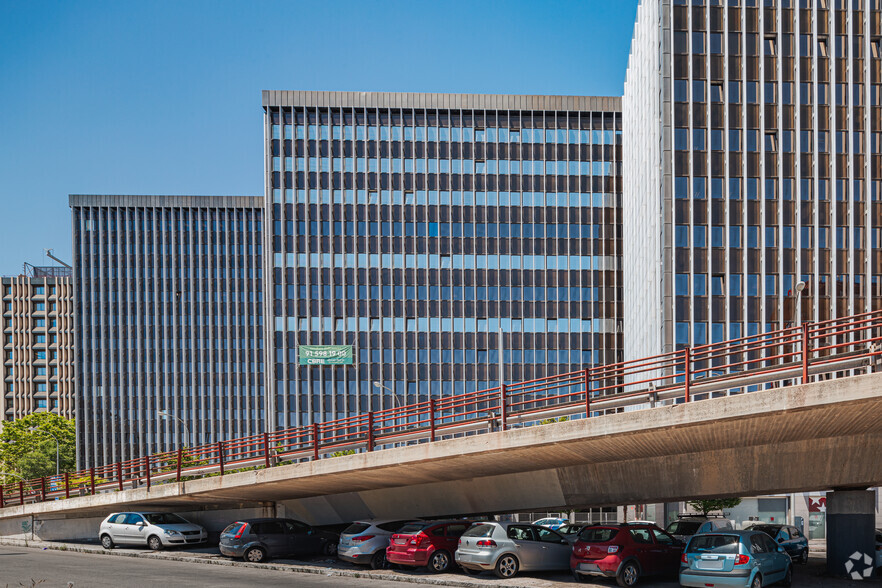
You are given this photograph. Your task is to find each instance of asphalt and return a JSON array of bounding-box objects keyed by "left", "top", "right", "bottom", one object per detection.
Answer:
[{"left": 0, "top": 538, "right": 877, "bottom": 587}]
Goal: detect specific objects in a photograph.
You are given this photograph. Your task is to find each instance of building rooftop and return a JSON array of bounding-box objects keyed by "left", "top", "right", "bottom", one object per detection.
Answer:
[{"left": 69, "top": 195, "right": 263, "bottom": 208}]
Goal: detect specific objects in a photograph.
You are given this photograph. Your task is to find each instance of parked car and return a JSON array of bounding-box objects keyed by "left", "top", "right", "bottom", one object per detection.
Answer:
[
  {"left": 337, "top": 519, "right": 415, "bottom": 569},
  {"left": 533, "top": 517, "right": 569, "bottom": 530},
  {"left": 570, "top": 523, "right": 683, "bottom": 587},
  {"left": 680, "top": 530, "right": 792, "bottom": 588},
  {"left": 218, "top": 518, "right": 339, "bottom": 563},
  {"left": 557, "top": 523, "right": 590, "bottom": 540},
  {"left": 745, "top": 524, "right": 809, "bottom": 564},
  {"left": 875, "top": 528, "right": 881, "bottom": 575},
  {"left": 386, "top": 519, "right": 472, "bottom": 573},
  {"left": 99, "top": 511, "right": 207, "bottom": 551},
  {"left": 665, "top": 515, "right": 735, "bottom": 543},
  {"left": 455, "top": 521, "right": 573, "bottom": 579}
]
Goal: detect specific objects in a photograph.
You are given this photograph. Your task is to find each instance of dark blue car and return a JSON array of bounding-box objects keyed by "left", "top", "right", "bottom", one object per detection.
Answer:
[{"left": 746, "top": 524, "right": 809, "bottom": 564}]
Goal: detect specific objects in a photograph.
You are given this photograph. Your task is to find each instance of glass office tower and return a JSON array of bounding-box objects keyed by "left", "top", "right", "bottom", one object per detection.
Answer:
[
  {"left": 624, "top": 0, "right": 882, "bottom": 363},
  {"left": 263, "top": 91, "right": 623, "bottom": 429},
  {"left": 70, "top": 195, "right": 266, "bottom": 468},
  {"left": 2, "top": 265, "right": 75, "bottom": 421}
]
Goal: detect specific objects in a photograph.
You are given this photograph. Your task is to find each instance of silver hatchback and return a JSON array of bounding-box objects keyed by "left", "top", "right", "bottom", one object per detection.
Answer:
[
  {"left": 337, "top": 519, "right": 415, "bottom": 569},
  {"left": 99, "top": 511, "right": 207, "bottom": 551},
  {"left": 455, "top": 521, "right": 574, "bottom": 579}
]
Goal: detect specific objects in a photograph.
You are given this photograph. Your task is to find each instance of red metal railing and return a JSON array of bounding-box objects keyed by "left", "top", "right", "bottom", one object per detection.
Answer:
[{"left": 2, "top": 309, "right": 881, "bottom": 508}]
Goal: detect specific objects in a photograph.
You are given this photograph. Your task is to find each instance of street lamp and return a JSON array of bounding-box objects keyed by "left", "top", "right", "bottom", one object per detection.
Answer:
[
  {"left": 792, "top": 281, "right": 806, "bottom": 327},
  {"left": 29, "top": 427, "right": 60, "bottom": 477},
  {"left": 372, "top": 382, "right": 402, "bottom": 409},
  {"left": 158, "top": 410, "right": 192, "bottom": 448}
]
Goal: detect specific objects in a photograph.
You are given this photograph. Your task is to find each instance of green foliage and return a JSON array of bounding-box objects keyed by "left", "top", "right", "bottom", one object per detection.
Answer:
[
  {"left": 538, "top": 416, "right": 569, "bottom": 425},
  {"left": 0, "top": 413, "right": 76, "bottom": 482},
  {"left": 330, "top": 449, "right": 356, "bottom": 457},
  {"left": 687, "top": 498, "right": 742, "bottom": 516}
]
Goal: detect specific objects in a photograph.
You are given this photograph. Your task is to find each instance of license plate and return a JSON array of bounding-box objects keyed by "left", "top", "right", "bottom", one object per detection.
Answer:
[
  {"left": 579, "top": 563, "right": 600, "bottom": 572},
  {"left": 394, "top": 538, "right": 407, "bottom": 544},
  {"left": 699, "top": 560, "right": 724, "bottom": 570},
  {"left": 459, "top": 554, "right": 471, "bottom": 562}
]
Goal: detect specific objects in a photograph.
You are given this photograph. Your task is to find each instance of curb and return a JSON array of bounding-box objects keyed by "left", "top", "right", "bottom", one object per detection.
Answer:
[{"left": 0, "top": 538, "right": 552, "bottom": 587}]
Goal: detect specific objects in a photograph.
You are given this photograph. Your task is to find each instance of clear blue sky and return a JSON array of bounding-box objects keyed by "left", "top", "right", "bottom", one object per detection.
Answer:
[{"left": 0, "top": 0, "right": 639, "bottom": 275}]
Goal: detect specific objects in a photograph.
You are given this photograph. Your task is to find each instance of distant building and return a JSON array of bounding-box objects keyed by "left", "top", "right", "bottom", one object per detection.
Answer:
[
  {"left": 70, "top": 195, "right": 266, "bottom": 468},
  {"left": 263, "top": 91, "right": 623, "bottom": 428},
  {"left": 1, "top": 263, "right": 75, "bottom": 421}
]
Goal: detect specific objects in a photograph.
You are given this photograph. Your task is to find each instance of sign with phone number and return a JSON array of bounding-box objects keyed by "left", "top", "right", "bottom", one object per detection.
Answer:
[{"left": 298, "top": 345, "right": 353, "bottom": 365}]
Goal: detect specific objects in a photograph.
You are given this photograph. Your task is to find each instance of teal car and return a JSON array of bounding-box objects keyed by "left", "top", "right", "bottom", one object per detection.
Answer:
[{"left": 680, "top": 530, "right": 792, "bottom": 588}]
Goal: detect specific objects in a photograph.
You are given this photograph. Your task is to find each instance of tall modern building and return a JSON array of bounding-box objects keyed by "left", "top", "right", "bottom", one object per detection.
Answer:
[
  {"left": 624, "top": 0, "right": 882, "bottom": 364},
  {"left": 70, "top": 195, "right": 266, "bottom": 467},
  {"left": 263, "top": 90, "right": 623, "bottom": 429},
  {"left": 1, "top": 264, "right": 75, "bottom": 421}
]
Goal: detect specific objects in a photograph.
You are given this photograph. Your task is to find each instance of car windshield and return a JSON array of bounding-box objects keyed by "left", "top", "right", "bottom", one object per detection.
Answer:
[
  {"left": 143, "top": 513, "right": 189, "bottom": 525},
  {"left": 748, "top": 525, "right": 781, "bottom": 537},
  {"left": 687, "top": 534, "right": 740, "bottom": 554},
  {"left": 396, "top": 523, "right": 429, "bottom": 535},
  {"left": 577, "top": 527, "right": 619, "bottom": 543},
  {"left": 342, "top": 523, "right": 371, "bottom": 535},
  {"left": 535, "top": 519, "right": 557, "bottom": 525},
  {"left": 667, "top": 521, "right": 702, "bottom": 535},
  {"left": 462, "top": 524, "right": 495, "bottom": 538}
]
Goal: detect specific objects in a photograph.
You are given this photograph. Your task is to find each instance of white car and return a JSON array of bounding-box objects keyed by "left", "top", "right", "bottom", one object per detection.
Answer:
[{"left": 99, "top": 511, "right": 207, "bottom": 551}]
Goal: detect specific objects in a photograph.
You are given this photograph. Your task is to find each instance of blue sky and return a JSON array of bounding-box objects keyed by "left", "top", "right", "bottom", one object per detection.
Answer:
[{"left": 0, "top": 0, "right": 639, "bottom": 275}]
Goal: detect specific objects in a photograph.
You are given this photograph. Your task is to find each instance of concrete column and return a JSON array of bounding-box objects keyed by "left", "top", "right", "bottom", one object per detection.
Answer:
[{"left": 826, "top": 490, "right": 876, "bottom": 579}]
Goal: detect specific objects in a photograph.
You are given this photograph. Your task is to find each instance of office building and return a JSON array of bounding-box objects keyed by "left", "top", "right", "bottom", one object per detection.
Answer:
[
  {"left": 263, "top": 90, "right": 623, "bottom": 429},
  {"left": 1, "top": 264, "right": 75, "bottom": 421},
  {"left": 624, "top": 0, "right": 882, "bottom": 364},
  {"left": 70, "top": 195, "right": 266, "bottom": 467}
]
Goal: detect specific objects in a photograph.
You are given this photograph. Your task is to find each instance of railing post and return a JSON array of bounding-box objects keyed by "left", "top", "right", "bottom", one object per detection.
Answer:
[
  {"left": 117, "top": 462, "right": 123, "bottom": 492},
  {"left": 312, "top": 423, "right": 320, "bottom": 460},
  {"left": 366, "top": 412, "right": 374, "bottom": 451},
  {"left": 802, "top": 322, "right": 810, "bottom": 384},
  {"left": 263, "top": 433, "right": 271, "bottom": 468},
  {"left": 583, "top": 368, "right": 591, "bottom": 417},
  {"left": 64, "top": 472, "right": 70, "bottom": 499},
  {"left": 499, "top": 384, "right": 507, "bottom": 431},
  {"left": 144, "top": 456, "right": 151, "bottom": 490},
  {"left": 40, "top": 477, "right": 46, "bottom": 502},
  {"left": 0, "top": 484, "right": 4, "bottom": 507},
  {"left": 176, "top": 446, "right": 183, "bottom": 482},
  {"left": 684, "top": 347, "right": 691, "bottom": 403},
  {"left": 429, "top": 398, "right": 436, "bottom": 442},
  {"left": 19, "top": 481, "right": 24, "bottom": 506},
  {"left": 89, "top": 467, "right": 95, "bottom": 496},
  {"left": 217, "top": 441, "right": 225, "bottom": 476}
]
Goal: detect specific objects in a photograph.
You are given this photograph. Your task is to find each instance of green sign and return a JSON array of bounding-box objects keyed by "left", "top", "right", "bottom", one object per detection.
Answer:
[{"left": 299, "top": 345, "right": 353, "bottom": 365}]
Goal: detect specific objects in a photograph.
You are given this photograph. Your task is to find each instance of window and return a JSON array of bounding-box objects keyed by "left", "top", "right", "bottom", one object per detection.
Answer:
[{"left": 765, "top": 36, "right": 777, "bottom": 55}]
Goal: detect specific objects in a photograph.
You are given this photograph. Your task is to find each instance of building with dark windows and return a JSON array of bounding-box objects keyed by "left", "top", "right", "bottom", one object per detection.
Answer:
[
  {"left": 2, "top": 264, "right": 75, "bottom": 421},
  {"left": 623, "top": 0, "right": 882, "bottom": 364},
  {"left": 263, "top": 91, "right": 623, "bottom": 429},
  {"left": 70, "top": 195, "right": 266, "bottom": 468}
]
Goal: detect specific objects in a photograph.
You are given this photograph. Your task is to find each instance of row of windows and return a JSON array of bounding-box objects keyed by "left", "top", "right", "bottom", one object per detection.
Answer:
[
  {"left": 80, "top": 266, "right": 263, "bottom": 279},
  {"left": 1, "top": 301, "right": 60, "bottom": 312},
  {"left": 2, "top": 285, "right": 59, "bottom": 297},
  {"left": 352, "top": 347, "right": 602, "bottom": 366},
  {"left": 78, "top": 243, "right": 262, "bottom": 255},
  {"left": 271, "top": 124, "right": 621, "bottom": 146},
  {"left": 675, "top": 128, "right": 878, "bottom": 154},
  {"left": 673, "top": 176, "right": 879, "bottom": 201},
  {"left": 276, "top": 316, "right": 619, "bottom": 335},
  {"left": 272, "top": 157, "right": 617, "bottom": 177},
  {"left": 4, "top": 366, "right": 59, "bottom": 376},
  {"left": 79, "top": 289, "right": 261, "bottom": 303},
  {"left": 271, "top": 189, "right": 619, "bottom": 208},
  {"left": 80, "top": 362, "right": 263, "bottom": 374},
  {"left": 3, "top": 397, "right": 59, "bottom": 409},
  {"left": 291, "top": 221, "right": 609, "bottom": 239},
  {"left": 4, "top": 383, "right": 60, "bottom": 393},
  {"left": 284, "top": 285, "right": 608, "bottom": 303},
  {"left": 79, "top": 216, "right": 262, "bottom": 233},
  {"left": 674, "top": 80, "right": 882, "bottom": 108},
  {"left": 4, "top": 334, "right": 56, "bottom": 344},
  {"left": 675, "top": 31, "right": 881, "bottom": 61},
  {"left": 80, "top": 312, "right": 263, "bottom": 327},
  {"left": 676, "top": 273, "right": 878, "bottom": 297},
  {"left": 4, "top": 350, "right": 59, "bottom": 361},
  {"left": 277, "top": 253, "right": 619, "bottom": 272},
  {"left": 675, "top": 225, "right": 878, "bottom": 249}
]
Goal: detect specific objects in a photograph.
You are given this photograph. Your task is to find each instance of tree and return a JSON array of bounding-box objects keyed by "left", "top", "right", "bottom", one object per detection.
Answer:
[
  {"left": 0, "top": 413, "right": 76, "bottom": 483},
  {"left": 687, "top": 498, "right": 742, "bottom": 516}
]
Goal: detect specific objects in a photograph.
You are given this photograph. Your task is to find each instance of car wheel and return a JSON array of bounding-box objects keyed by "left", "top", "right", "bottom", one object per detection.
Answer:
[
  {"left": 100, "top": 534, "right": 114, "bottom": 550},
  {"left": 781, "top": 564, "right": 792, "bottom": 587},
  {"left": 800, "top": 548, "right": 809, "bottom": 564},
  {"left": 616, "top": 561, "right": 640, "bottom": 587},
  {"left": 321, "top": 541, "right": 337, "bottom": 556},
  {"left": 147, "top": 535, "right": 163, "bottom": 551},
  {"left": 427, "top": 550, "right": 451, "bottom": 573},
  {"left": 494, "top": 554, "right": 519, "bottom": 579},
  {"left": 370, "top": 549, "right": 387, "bottom": 570},
  {"left": 751, "top": 574, "right": 763, "bottom": 588},
  {"left": 243, "top": 546, "right": 267, "bottom": 563}
]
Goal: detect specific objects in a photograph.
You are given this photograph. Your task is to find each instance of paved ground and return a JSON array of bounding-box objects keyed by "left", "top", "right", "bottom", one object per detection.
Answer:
[{"left": 0, "top": 540, "right": 878, "bottom": 587}]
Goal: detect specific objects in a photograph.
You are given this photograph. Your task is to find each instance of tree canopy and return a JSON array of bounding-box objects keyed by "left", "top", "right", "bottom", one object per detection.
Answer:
[
  {"left": 0, "top": 413, "right": 76, "bottom": 483},
  {"left": 687, "top": 498, "right": 742, "bottom": 516}
]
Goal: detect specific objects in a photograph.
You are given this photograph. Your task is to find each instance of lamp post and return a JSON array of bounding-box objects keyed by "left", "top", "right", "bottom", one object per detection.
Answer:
[
  {"left": 789, "top": 280, "right": 806, "bottom": 528},
  {"left": 29, "top": 428, "right": 60, "bottom": 477},
  {"left": 372, "top": 381, "right": 402, "bottom": 409},
  {"left": 158, "top": 410, "right": 192, "bottom": 448}
]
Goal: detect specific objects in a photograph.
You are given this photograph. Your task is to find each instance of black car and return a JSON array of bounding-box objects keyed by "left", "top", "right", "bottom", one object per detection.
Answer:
[
  {"left": 746, "top": 523, "right": 809, "bottom": 563},
  {"left": 219, "top": 518, "right": 339, "bottom": 563}
]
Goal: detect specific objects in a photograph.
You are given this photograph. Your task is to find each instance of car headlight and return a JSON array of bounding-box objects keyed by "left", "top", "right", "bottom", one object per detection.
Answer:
[{"left": 163, "top": 529, "right": 182, "bottom": 536}]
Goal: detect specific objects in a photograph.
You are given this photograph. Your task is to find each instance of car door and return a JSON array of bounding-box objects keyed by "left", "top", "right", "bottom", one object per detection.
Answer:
[
  {"left": 775, "top": 526, "right": 794, "bottom": 558},
  {"left": 251, "top": 521, "right": 288, "bottom": 557},
  {"left": 651, "top": 528, "right": 683, "bottom": 575},
  {"left": 534, "top": 526, "right": 572, "bottom": 570},
  {"left": 788, "top": 526, "right": 807, "bottom": 557},
  {"left": 127, "top": 514, "right": 149, "bottom": 545},
  {"left": 627, "top": 527, "right": 657, "bottom": 574},
  {"left": 505, "top": 525, "right": 543, "bottom": 570},
  {"left": 105, "top": 513, "right": 129, "bottom": 543},
  {"left": 285, "top": 519, "right": 320, "bottom": 555}
]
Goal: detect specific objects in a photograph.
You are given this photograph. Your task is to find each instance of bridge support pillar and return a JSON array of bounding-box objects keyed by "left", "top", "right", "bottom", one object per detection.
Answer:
[{"left": 825, "top": 489, "right": 876, "bottom": 579}]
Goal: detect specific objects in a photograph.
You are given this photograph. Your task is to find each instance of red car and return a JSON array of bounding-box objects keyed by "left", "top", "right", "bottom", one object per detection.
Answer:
[
  {"left": 386, "top": 520, "right": 473, "bottom": 573},
  {"left": 570, "top": 523, "right": 683, "bottom": 587}
]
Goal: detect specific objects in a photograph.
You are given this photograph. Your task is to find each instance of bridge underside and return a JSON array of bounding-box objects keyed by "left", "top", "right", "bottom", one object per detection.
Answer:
[{"left": 3, "top": 373, "right": 881, "bottom": 526}]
